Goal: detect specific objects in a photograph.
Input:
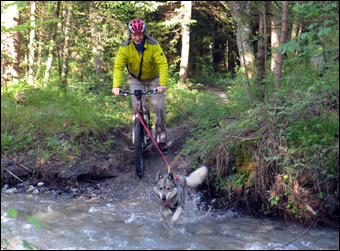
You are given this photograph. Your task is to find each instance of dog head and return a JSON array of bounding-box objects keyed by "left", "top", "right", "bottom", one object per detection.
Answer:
[{"left": 153, "top": 171, "right": 179, "bottom": 206}]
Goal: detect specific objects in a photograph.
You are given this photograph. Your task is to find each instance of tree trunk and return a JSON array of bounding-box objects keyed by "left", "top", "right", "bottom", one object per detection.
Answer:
[
  {"left": 274, "top": 1, "right": 289, "bottom": 90},
  {"left": 89, "top": 1, "right": 105, "bottom": 80},
  {"left": 228, "top": 1, "right": 255, "bottom": 79},
  {"left": 240, "top": 34, "right": 255, "bottom": 104},
  {"left": 212, "top": 22, "right": 225, "bottom": 71},
  {"left": 189, "top": 33, "right": 197, "bottom": 73},
  {"left": 295, "top": 26, "right": 302, "bottom": 56},
  {"left": 255, "top": 1, "right": 270, "bottom": 100},
  {"left": 57, "top": 2, "right": 64, "bottom": 76},
  {"left": 290, "top": 1, "right": 299, "bottom": 40},
  {"left": 24, "top": 50, "right": 28, "bottom": 80},
  {"left": 227, "top": 31, "right": 237, "bottom": 71},
  {"left": 61, "top": 8, "right": 67, "bottom": 34},
  {"left": 270, "top": 2, "right": 281, "bottom": 71},
  {"left": 178, "top": 1, "right": 192, "bottom": 87},
  {"left": 289, "top": 23, "right": 299, "bottom": 58},
  {"left": 291, "top": 23, "right": 298, "bottom": 39},
  {"left": 44, "top": 1, "right": 61, "bottom": 83},
  {"left": 36, "top": 15, "right": 43, "bottom": 79},
  {"left": 1, "top": 1, "right": 20, "bottom": 87},
  {"left": 225, "top": 34, "right": 229, "bottom": 71},
  {"left": 28, "top": 1, "right": 36, "bottom": 86},
  {"left": 61, "top": 1, "right": 75, "bottom": 88},
  {"left": 256, "top": 2, "right": 266, "bottom": 88},
  {"left": 289, "top": 2, "right": 299, "bottom": 57},
  {"left": 264, "top": 2, "right": 270, "bottom": 104}
]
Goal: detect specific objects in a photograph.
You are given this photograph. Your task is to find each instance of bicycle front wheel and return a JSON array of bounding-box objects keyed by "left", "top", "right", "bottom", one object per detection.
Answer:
[{"left": 134, "top": 119, "right": 145, "bottom": 177}]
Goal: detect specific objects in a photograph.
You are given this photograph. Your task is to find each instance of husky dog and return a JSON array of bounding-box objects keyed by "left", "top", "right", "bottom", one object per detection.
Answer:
[{"left": 152, "top": 166, "right": 209, "bottom": 225}]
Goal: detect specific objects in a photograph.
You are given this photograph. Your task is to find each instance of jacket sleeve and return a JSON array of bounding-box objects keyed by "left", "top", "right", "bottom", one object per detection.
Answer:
[
  {"left": 113, "top": 47, "right": 127, "bottom": 88},
  {"left": 153, "top": 44, "right": 168, "bottom": 86}
]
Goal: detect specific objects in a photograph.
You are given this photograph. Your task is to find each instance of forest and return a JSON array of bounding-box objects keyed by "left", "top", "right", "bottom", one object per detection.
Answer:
[{"left": 1, "top": 0, "right": 339, "bottom": 231}]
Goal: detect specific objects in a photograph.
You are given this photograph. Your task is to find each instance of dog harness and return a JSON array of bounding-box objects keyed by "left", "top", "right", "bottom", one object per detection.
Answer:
[
  {"left": 169, "top": 200, "right": 178, "bottom": 212},
  {"left": 168, "top": 175, "right": 182, "bottom": 212}
]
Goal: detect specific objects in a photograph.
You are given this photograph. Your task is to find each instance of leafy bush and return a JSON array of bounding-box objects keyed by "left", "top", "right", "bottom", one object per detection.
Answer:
[{"left": 181, "top": 59, "right": 339, "bottom": 225}]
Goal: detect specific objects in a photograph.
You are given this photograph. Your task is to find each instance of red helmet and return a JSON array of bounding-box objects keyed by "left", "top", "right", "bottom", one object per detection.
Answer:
[{"left": 128, "top": 19, "right": 146, "bottom": 34}]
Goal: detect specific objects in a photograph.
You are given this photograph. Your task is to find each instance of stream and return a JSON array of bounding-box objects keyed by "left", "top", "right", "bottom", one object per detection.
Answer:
[{"left": 1, "top": 193, "right": 339, "bottom": 250}]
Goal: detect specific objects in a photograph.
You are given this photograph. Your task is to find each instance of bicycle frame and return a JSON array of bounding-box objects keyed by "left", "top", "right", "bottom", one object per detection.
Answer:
[
  {"left": 120, "top": 89, "right": 158, "bottom": 177},
  {"left": 133, "top": 90, "right": 149, "bottom": 142},
  {"left": 121, "top": 89, "right": 156, "bottom": 144}
]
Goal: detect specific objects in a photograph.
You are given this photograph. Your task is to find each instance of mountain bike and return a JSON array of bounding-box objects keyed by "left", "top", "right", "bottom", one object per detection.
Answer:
[{"left": 120, "top": 89, "right": 158, "bottom": 177}]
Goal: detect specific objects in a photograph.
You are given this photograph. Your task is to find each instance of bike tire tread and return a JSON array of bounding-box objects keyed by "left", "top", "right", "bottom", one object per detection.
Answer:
[{"left": 134, "top": 119, "right": 144, "bottom": 177}]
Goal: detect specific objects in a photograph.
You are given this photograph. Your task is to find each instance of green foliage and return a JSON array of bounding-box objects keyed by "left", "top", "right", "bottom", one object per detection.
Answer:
[
  {"left": 180, "top": 55, "right": 339, "bottom": 223},
  {"left": 1, "top": 0, "right": 339, "bottom": 226},
  {"left": 7, "top": 209, "right": 18, "bottom": 219},
  {"left": 22, "top": 240, "right": 39, "bottom": 250},
  {"left": 235, "top": 172, "right": 248, "bottom": 188},
  {"left": 268, "top": 196, "right": 280, "bottom": 206},
  {"left": 1, "top": 80, "right": 129, "bottom": 159},
  {"left": 1, "top": 209, "right": 42, "bottom": 250},
  {"left": 285, "top": 1, "right": 339, "bottom": 61},
  {"left": 26, "top": 216, "right": 41, "bottom": 230}
]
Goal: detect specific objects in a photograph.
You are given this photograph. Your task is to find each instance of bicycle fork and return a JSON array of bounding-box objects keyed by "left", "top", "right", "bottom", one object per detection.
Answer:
[{"left": 132, "top": 111, "right": 151, "bottom": 147}]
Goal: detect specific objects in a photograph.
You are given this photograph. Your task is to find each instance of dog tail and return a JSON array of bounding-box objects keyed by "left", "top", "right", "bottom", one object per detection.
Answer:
[{"left": 185, "top": 166, "right": 209, "bottom": 187}]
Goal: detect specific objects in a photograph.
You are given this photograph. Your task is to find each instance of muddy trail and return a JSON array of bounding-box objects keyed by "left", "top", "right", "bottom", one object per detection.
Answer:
[{"left": 1, "top": 124, "right": 210, "bottom": 206}]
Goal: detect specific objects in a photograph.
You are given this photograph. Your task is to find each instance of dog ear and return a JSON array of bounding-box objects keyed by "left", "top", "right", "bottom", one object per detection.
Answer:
[
  {"left": 168, "top": 172, "right": 174, "bottom": 181},
  {"left": 156, "top": 171, "right": 163, "bottom": 181}
]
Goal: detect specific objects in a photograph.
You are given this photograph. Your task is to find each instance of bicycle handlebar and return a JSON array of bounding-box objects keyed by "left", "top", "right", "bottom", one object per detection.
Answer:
[{"left": 119, "top": 89, "right": 158, "bottom": 96}]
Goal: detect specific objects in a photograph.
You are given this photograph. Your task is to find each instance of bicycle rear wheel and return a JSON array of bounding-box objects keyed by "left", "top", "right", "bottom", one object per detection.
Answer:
[{"left": 134, "top": 119, "right": 145, "bottom": 177}]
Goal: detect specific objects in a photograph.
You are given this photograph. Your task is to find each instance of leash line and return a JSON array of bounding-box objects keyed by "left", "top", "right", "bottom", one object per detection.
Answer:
[
  {"left": 174, "top": 174, "right": 182, "bottom": 186},
  {"left": 135, "top": 103, "right": 171, "bottom": 172}
]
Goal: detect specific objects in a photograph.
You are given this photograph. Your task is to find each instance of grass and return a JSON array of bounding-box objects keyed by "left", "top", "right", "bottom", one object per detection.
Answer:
[
  {"left": 1, "top": 56, "right": 339, "bottom": 226},
  {"left": 0, "top": 71, "right": 230, "bottom": 159},
  {"left": 1, "top": 80, "right": 130, "bottom": 159},
  {"left": 180, "top": 60, "right": 339, "bottom": 226}
]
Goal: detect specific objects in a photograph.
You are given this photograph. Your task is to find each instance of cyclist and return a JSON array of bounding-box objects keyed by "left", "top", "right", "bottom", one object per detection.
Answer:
[{"left": 112, "top": 19, "right": 168, "bottom": 151}]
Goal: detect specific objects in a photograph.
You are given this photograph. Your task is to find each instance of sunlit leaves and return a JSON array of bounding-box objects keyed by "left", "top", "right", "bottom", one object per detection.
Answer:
[
  {"left": 277, "top": 41, "right": 300, "bottom": 54},
  {"left": 7, "top": 208, "right": 18, "bottom": 219},
  {"left": 26, "top": 216, "right": 41, "bottom": 230},
  {"left": 3, "top": 209, "right": 42, "bottom": 250},
  {"left": 22, "top": 240, "right": 39, "bottom": 250}
]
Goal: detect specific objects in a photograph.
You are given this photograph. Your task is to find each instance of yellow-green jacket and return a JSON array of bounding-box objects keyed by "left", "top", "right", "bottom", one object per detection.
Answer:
[{"left": 113, "top": 37, "right": 168, "bottom": 88}]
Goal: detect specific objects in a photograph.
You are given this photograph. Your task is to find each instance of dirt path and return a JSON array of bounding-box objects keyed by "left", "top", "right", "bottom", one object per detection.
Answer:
[
  {"left": 2, "top": 83, "right": 227, "bottom": 204},
  {"left": 1, "top": 125, "right": 197, "bottom": 204},
  {"left": 89, "top": 124, "right": 194, "bottom": 202}
]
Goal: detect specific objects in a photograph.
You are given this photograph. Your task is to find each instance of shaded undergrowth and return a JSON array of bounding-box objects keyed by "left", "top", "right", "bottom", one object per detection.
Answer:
[
  {"left": 1, "top": 59, "right": 339, "bottom": 227},
  {"left": 182, "top": 70, "right": 339, "bottom": 226},
  {"left": 1, "top": 81, "right": 128, "bottom": 161}
]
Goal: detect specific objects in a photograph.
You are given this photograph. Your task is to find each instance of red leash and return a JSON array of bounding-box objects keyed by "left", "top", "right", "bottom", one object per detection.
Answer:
[
  {"left": 174, "top": 174, "right": 182, "bottom": 186},
  {"left": 136, "top": 103, "right": 171, "bottom": 172}
]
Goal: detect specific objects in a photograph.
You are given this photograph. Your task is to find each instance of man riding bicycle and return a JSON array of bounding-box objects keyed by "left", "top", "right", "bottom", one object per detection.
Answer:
[{"left": 112, "top": 19, "right": 168, "bottom": 151}]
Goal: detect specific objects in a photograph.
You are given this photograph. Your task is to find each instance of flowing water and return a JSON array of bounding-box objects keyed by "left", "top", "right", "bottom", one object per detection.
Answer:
[{"left": 1, "top": 193, "right": 339, "bottom": 250}]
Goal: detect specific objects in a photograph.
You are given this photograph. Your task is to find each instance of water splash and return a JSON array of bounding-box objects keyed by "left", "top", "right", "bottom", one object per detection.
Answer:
[{"left": 1, "top": 193, "right": 339, "bottom": 250}]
